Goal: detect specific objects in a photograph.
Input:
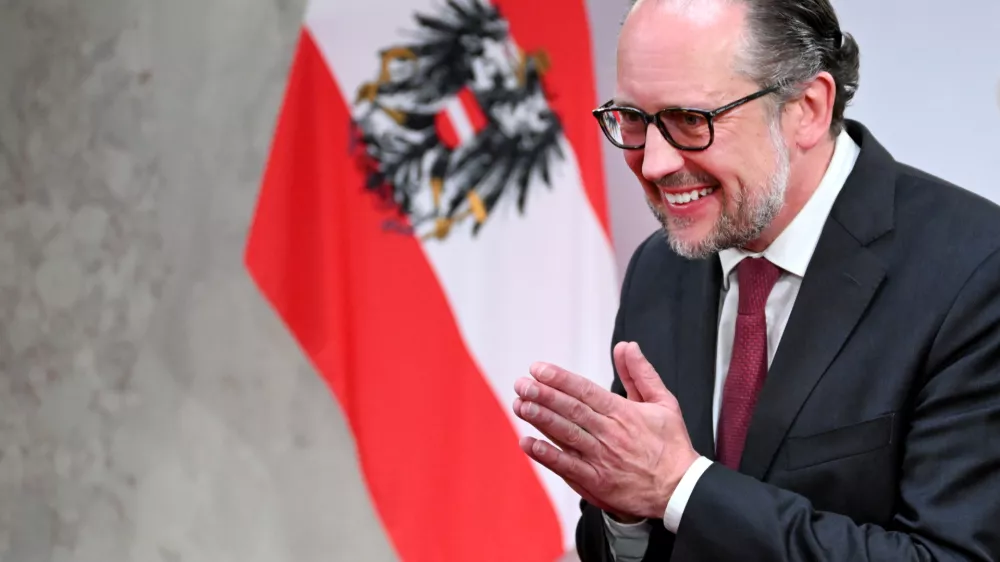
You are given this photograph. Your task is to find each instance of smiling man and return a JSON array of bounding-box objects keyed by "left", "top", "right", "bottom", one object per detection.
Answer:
[{"left": 512, "top": 0, "right": 1000, "bottom": 560}]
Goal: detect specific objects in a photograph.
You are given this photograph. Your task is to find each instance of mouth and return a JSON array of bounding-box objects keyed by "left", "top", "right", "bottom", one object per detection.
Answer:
[{"left": 661, "top": 186, "right": 718, "bottom": 207}]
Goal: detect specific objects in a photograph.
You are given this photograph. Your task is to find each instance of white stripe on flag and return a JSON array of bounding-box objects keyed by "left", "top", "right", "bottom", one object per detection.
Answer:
[
  {"left": 306, "top": 0, "right": 620, "bottom": 549},
  {"left": 444, "top": 97, "right": 476, "bottom": 144}
]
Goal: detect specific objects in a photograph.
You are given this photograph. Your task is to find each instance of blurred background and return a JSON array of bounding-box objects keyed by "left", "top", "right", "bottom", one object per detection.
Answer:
[{"left": 0, "top": 0, "right": 997, "bottom": 560}]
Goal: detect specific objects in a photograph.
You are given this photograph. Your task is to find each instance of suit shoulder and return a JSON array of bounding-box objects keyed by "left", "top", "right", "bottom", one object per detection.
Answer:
[
  {"left": 894, "top": 163, "right": 1000, "bottom": 256},
  {"left": 619, "top": 229, "right": 701, "bottom": 302},
  {"left": 622, "top": 230, "right": 687, "bottom": 279}
]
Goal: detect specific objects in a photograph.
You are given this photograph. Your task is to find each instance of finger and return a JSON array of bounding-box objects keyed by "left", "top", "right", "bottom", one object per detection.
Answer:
[
  {"left": 528, "top": 362, "right": 621, "bottom": 416},
  {"left": 613, "top": 341, "right": 640, "bottom": 401},
  {"left": 515, "top": 376, "right": 608, "bottom": 434},
  {"left": 623, "top": 342, "right": 670, "bottom": 403},
  {"left": 519, "top": 436, "right": 600, "bottom": 488},
  {"left": 513, "top": 399, "right": 601, "bottom": 457},
  {"left": 514, "top": 397, "right": 583, "bottom": 458},
  {"left": 565, "top": 478, "right": 614, "bottom": 513}
]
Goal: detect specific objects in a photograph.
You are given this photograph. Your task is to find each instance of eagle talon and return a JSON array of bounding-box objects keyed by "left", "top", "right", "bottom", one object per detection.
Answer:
[
  {"left": 355, "top": 82, "right": 379, "bottom": 104},
  {"left": 467, "top": 192, "right": 488, "bottom": 224},
  {"left": 424, "top": 217, "right": 454, "bottom": 240},
  {"left": 431, "top": 177, "right": 444, "bottom": 210}
]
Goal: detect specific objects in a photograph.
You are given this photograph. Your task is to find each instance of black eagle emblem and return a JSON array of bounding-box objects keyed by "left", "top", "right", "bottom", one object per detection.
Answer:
[{"left": 349, "top": 0, "right": 565, "bottom": 240}]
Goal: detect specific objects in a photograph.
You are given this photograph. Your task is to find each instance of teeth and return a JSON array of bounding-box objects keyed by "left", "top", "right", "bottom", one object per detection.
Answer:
[{"left": 665, "top": 187, "right": 716, "bottom": 205}]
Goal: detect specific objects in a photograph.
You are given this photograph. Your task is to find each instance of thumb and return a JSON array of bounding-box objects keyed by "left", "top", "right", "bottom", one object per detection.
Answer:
[
  {"left": 623, "top": 342, "right": 670, "bottom": 403},
  {"left": 613, "top": 341, "right": 640, "bottom": 401}
]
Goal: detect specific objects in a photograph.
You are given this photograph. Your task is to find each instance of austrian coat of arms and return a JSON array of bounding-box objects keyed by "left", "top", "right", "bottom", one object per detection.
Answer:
[{"left": 350, "top": 0, "right": 565, "bottom": 241}]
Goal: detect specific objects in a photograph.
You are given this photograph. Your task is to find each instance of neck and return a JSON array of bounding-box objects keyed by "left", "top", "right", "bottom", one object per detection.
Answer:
[{"left": 743, "top": 135, "right": 837, "bottom": 253}]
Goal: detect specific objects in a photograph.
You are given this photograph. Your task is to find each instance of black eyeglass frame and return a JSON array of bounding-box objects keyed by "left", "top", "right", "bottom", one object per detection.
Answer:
[{"left": 592, "top": 85, "right": 782, "bottom": 151}]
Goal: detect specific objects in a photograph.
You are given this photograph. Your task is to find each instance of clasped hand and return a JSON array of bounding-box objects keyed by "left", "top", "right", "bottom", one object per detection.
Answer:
[{"left": 513, "top": 341, "right": 699, "bottom": 521}]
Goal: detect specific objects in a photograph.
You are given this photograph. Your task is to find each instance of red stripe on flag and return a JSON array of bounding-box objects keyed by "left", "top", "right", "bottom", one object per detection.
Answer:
[
  {"left": 244, "top": 29, "right": 563, "bottom": 562},
  {"left": 495, "top": 0, "right": 612, "bottom": 241},
  {"left": 457, "top": 86, "right": 488, "bottom": 133},
  {"left": 434, "top": 110, "right": 461, "bottom": 150}
]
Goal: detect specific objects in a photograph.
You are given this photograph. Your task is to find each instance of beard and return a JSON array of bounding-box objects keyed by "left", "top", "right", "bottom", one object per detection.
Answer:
[{"left": 649, "top": 118, "right": 790, "bottom": 260}]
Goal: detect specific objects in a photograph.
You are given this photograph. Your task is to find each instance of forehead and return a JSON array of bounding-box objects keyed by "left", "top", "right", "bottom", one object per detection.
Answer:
[{"left": 615, "top": 0, "right": 750, "bottom": 108}]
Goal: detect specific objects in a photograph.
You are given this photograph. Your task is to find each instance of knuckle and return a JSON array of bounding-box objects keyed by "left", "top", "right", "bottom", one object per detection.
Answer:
[
  {"left": 568, "top": 401, "right": 587, "bottom": 423},
  {"left": 565, "top": 423, "right": 583, "bottom": 445}
]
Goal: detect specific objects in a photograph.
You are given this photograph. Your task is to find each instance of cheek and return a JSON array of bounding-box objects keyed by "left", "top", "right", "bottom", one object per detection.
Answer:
[
  {"left": 687, "top": 154, "right": 747, "bottom": 204},
  {"left": 704, "top": 129, "right": 780, "bottom": 196},
  {"left": 623, "top": 149, "right": 643, "bottom": 177},
  {"left": 624, "top": 150, "right": 660, "bottom": 200}
]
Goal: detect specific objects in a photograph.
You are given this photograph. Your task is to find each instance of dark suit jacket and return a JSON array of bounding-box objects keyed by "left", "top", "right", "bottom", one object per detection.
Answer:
[{"left": 576, "top": 120, "right": 1000, "bottom": 561}]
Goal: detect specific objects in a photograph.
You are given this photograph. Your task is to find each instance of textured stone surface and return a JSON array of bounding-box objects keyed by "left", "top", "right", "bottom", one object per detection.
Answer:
[{"left": 0, "top": 0, "right": 398, "bottom": 559}]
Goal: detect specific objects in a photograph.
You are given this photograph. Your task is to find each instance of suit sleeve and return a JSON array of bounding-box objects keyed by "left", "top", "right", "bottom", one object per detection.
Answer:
[
  {"left": 670, "top": 248, "right": 1000, "bottom": 562},
  {"left": 575, "top": 234, "right": 677, "bottom": 562}
]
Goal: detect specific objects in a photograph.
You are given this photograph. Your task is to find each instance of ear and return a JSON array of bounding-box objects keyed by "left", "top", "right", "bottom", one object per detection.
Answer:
[{"left": 790, "top": 71, "right": 837, "bottom": 149}]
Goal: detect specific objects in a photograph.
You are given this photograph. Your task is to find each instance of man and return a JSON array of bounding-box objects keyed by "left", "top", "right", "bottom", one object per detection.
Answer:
[{"left": 512, "top": 0, "right": 1000, "bottom": 560}]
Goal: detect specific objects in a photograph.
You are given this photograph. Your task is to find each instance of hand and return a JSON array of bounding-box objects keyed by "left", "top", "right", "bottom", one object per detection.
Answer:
[{"left": 512, "top": 341, "right": 700, "bottom": 520}]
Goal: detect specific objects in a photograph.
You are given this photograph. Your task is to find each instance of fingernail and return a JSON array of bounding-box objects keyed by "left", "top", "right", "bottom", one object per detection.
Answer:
[
  {"left": 524, "top": 383, "right": 538, "bottom": 400},
  {"left": 533, "top": 441, "right": 546, "bottom": 456},
  {"left": 524, "top": 402, "right": 538, "bottom": 418}
]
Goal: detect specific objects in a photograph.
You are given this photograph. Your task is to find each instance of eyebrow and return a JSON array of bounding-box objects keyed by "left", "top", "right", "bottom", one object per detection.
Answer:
[
  {"left": 610, "top": 97, "right": 638, "bottom": 107},
  {"left": 610, "top": 93, "right": 729, "bottom": 112}
]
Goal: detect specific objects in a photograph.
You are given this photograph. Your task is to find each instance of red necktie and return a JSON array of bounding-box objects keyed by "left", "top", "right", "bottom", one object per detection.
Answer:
[{"left": 716, "top": 257, "right": 781, "bottom": 470}]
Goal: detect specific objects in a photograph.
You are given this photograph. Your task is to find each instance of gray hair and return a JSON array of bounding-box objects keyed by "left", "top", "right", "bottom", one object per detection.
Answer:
[
  {"left": 630, "top": 0, "right": 860, "bottom": 136},
  {"left": 737, "top": 0, "right": 859, "bottom": 136}
]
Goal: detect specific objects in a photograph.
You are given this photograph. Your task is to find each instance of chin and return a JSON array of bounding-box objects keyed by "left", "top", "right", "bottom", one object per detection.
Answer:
[{"left": 663, "top": 220, "right": 720, "bottom": 260}]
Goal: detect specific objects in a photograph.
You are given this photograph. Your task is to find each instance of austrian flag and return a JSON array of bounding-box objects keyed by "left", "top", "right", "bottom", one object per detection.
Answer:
[{"left": 244, "top": 0, "right": 619, "bottom": 559}]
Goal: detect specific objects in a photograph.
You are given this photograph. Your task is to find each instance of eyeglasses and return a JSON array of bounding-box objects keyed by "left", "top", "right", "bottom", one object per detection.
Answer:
[{"left": 592, "top": 85, "right": 781, "bottom": 151}]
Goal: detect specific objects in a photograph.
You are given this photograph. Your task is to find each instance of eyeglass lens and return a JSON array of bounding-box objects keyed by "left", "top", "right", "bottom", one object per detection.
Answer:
[{"left": 599, "top": 108, "right": 712, "bottom": 149}]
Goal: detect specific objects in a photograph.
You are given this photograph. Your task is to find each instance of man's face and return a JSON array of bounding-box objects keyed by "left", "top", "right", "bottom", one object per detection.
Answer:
[{"left": 616, "top": 0, "right": 790, "bottom": 259}]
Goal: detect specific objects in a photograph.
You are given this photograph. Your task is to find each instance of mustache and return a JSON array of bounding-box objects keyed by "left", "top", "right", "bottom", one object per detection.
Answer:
[{"left": 655, "top": 172, "right": 718, "bottom": 189}]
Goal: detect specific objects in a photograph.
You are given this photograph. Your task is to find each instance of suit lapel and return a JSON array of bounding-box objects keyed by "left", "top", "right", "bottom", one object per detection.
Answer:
[
  {"left": 674, "top": 257, "right": 722, "bottom": 460},
  {"left": 738, "top": 216, "right": 887, "bottom": 479},
  {"left": 736, "top": 120, "right": 897, "bottom": 480}
]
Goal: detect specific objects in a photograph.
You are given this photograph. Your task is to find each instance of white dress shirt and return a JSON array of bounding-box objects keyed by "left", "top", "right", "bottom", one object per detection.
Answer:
[{"left": 603, "top": 130, "right": 861, "bottom": 560}]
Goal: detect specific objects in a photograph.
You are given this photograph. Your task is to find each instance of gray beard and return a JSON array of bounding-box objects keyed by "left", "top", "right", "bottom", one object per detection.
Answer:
[{"left": 650, "top": 123, "right": 790, "bottom": 260}]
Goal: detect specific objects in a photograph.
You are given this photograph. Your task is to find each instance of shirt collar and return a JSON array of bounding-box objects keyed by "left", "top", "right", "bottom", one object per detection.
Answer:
[{"left": 719, "top": 129, "right": 861, "bottom": 289}]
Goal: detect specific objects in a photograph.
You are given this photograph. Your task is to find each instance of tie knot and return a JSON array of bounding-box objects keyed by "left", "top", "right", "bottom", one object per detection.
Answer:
[{"left": 736, "top": 257, "right": 781, "bottom": 315}]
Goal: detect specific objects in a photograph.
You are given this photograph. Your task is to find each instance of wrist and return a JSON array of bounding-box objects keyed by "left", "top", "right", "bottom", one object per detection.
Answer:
[
  {"left": 653, "top": 449, "right": 701, "bottom": 517},
  {"left": 605, "top": 510, "right": 646, "bottom": 525}
]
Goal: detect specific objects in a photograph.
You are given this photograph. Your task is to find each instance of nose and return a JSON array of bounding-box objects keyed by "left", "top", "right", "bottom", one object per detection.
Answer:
[{"left": 641, "top": 124, "right": 685, "bottom": 182}]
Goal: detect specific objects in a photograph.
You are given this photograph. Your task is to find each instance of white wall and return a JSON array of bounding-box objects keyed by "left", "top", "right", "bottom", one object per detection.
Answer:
[{"left": 835, "top": 0, "right": 1000, "bottom": 200}]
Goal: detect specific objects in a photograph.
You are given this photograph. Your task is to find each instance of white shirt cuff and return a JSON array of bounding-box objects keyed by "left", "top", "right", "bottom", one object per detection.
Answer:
[
  {"left": 602, "top": 511, "right": 651, "bottom": 562},
  {"left": 662, "top": 456, "right": 713, "bottom": 533}
]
